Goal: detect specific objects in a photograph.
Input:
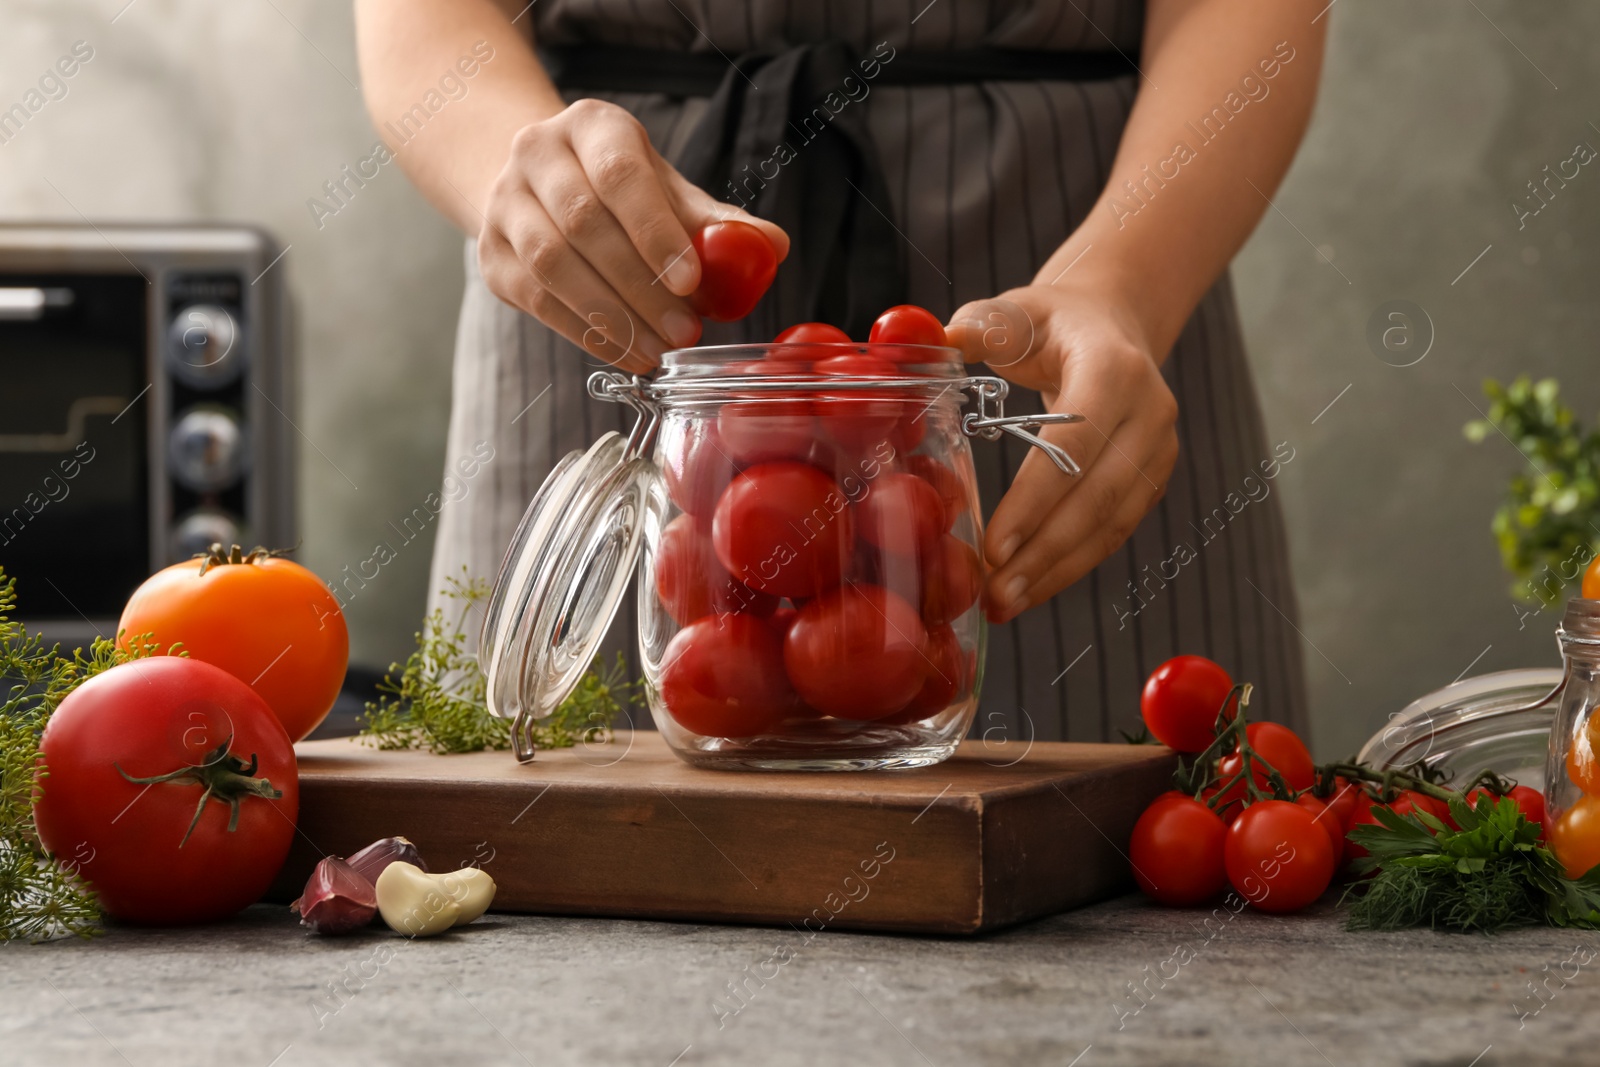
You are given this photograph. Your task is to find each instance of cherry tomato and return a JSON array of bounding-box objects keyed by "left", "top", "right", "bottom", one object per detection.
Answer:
[
  {"left": 889, "top": 411, "right": 927, "bottom": 453},
  {"left": 689, "top": 221, "right": 778, "bottom": 322},
  {"left": 659, "top": 614, "right": 796, "bottom": 737},
  {"left": 1295, "top": 794, "right": 1344, "bottom": 856},
  {"left": 1465, "top": 784, "right": 1546, "bottom": 834},
  {"left": 1343, "top": 790, "right": 1383, "bottom": 864},
  {"left": 1566, "top": 713, "right": 1600, "bottom": 795},
  {"left": 654, "top": 514, "right": 778, "bottom": 625},
  {"left": 783, "top": 584, "right": 928, "bottom": 719},
  {"left": 1200, "top": 783, "right": 1243, "bottom": 824},
  {"left": 34, "top": 657, "right": 298, "bottom": 924},
  {"left": 856, "top": 473, "right": 946, "bottom": 558},
  {"left": 869, "top": 304, "right": 946, "bottom": 348},
  {"left": 774, "top": 323, "right": 851, "bottom": 345},
  {"left": 1320, "top": 777, "right": 1362, "bottom": 830},
  {"left": 813, "top": 354, "right": 901, "bottom": 452},
  {"left": 1389, "top": 789, "right": 1449, "bottom": 826},
  {"left": 901, "top": 454, "right": 965, "bottom": 531},
  {"left": 881, "top": 623, "right": 966, "bottom": 725},
  {"left": 717, "top": 399, "right": 815, "bottom": 465},
  {"left": 1584, "top": 552, "right": 1600, "bottom": 599},
  {"left": 712, "top": 462, "right": 855, "bottom": 599},
  {"left": 918, "top": 534, "right": 983, "bottom": 625},
  {"left": 119, "top": 549, "right": 348, "bottom": 742},
  {"left": 1216, "top": 722, "right": 1315, "bottom": 797},
  {"left": 1549, "top": 794, "right": 1600, "bottom": 879},
  {"left": 661, "top": 417, "right": 738, "bottom": 518},
  {"left": 1139, "top": 655, "right": 1234, "bottom": 754},
  {"left": 1224, "top": 800, "right": 1336, "bottom": 913},
  {"left": 1129, "top": 794, "right": 1228, "bottom": 907}
]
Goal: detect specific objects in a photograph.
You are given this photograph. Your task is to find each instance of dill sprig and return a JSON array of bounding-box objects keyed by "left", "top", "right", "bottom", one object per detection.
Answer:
[
  {"left": 0, "top": 569, "right": 162, "bottom": 942},
  {"left": 359, "top": 574, "right": 637, "bottom": 755},
  {"left": 1343, "top": 794, "right": 1600, "bottom": 933}
]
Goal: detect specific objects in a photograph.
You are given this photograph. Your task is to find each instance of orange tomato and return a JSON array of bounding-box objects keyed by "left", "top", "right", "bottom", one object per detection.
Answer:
[
  {"left": 1566, "top": 714, "right": 1600, "bottom": 795},
  {"left": 1548, "top": 794, "right": 1600, "bottom": 879},
  {"left": 1584, "top": 553, "right": 1600, "bottom": 599},
  {"left": 118, "top": 548, "right": 348, "bottom": 742}
]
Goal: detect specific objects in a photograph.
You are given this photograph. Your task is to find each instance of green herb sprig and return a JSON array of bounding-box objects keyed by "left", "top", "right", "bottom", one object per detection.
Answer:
[
  {"left": 358, "top": 573, "right": 637, "bottom": 754},
  {"left": 0, "top": 569, "right": 162, "bottom": 941},
  {"left": 1343, "top": 794, "right": 1600, "bottom": 933}
]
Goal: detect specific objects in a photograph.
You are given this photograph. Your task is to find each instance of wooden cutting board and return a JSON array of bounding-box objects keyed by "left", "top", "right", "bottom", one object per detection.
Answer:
[{"left": 272, "top": 732, "right": 1176, "bottom": 935}]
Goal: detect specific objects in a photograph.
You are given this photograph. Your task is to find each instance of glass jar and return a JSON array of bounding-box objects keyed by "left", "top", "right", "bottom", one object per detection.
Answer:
[
  {"left": 478, "top": 342, "right": 1080, "bottom": 770},
  {"left": 1545, "top": 598, "right": 1600, "bottom": 877}
]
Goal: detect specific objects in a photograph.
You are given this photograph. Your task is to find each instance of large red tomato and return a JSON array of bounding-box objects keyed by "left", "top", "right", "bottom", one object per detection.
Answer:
[
  {"left": 658, "top": 614, "right": 796, "bottom": 737},
  {"left": 653, "top": 514, "right": 778, "bottom": 624},
  {"left": 1139, "top": 655, "right": 1234, "bottom": 753},
  {"left": 712, "top": 462, "right": 855, "bottom": 599},
  {"left": 689, "top": 221, "right": 778, "bottom": 322},
  {"left": 34, "top": 657, "right": 299, "bottom": 924},
  {"left": 118, "top": 547, "right": 348, "bottom": 742},
  {"left": 783, "top": 584, "right": 928, "bottom": 719}
]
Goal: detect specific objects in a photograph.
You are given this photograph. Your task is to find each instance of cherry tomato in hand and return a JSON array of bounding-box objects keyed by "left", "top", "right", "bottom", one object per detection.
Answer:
[
  {"left": 119, "top": 550, "right": 348, "bottom": 742},
  {"left": 775, "top": 322, "right": 851, "bottom": 345},
  {"left": 1129, "top": 794, "right": 1229, "bottom": 907},
  {"left": 784, "top": 584, "right": 928, "bottom": 719},
  {"left": 1224, "top": 800, "right": 1336, "bottom": 913},
  {"left": 1139, "top": 655, "right": 1234, "bottom": 753},
  {"left": 1549, "top": 794, "right": 1600, "bottom": 879},
  {"left": 689, "top": 221, "right": 778, "bottom": 322},
  {"left": 659, "top": 614, "right": 797, "bottom": 737},
  {"left": 869, "top": 304, "right": 947, "bottom": 348},
  {"left": 712, "top": 462, "right": 855, "bottom": 599},
  {"left": 34, "top": 657, "right": 298, "bottom": 924},
  {"left": 654, "top": 514, "right": 778, "bottom": 625}
]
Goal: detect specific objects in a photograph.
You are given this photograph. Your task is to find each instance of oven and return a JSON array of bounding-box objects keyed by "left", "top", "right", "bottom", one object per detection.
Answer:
[{"left": 0, "top": 223, "right": 293, "bottom": 646}]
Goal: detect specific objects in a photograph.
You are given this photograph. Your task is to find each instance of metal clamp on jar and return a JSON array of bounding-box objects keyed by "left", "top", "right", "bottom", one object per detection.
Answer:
[{"left": 478, "top": 343, "right": 1080, "bottom": 769}]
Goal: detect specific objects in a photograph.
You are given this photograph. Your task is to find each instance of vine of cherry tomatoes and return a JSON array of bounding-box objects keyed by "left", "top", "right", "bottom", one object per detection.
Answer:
[{"left": 1130, "top": 654, "right": 1547, "bottom": 913}]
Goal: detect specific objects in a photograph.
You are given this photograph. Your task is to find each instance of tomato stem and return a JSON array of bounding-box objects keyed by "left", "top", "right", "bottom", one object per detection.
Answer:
[
  {"left": 194, "top": 542, "right": 293, "bottom": 576},
  {"left": 116, "top": 736, "right": 284, "bottom": 847},
  {"left": 1316, "top": 761, "right": 1457, "bottom": 805}
]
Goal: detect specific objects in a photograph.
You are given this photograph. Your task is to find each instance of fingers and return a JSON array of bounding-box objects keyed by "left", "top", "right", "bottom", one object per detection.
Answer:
[
  {"left": 985, "top": 414, "right": 1177, "bottom": 623},
  {"left": 477, "top": 220, "right": 657, "bottom": 375}
]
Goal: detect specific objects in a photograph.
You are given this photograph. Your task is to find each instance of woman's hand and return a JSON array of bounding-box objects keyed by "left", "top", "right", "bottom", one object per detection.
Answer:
[
  {"left": 477, "top": 98, "right": 790, "bottom": 373},
  {"left": 947, "top": 281, "right": 1179, "bottom": 624}
]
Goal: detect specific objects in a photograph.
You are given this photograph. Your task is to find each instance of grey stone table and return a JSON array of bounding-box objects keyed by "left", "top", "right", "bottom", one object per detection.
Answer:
[{"left": 5, "top": 894, "right": 1598, "bottom": 1067}]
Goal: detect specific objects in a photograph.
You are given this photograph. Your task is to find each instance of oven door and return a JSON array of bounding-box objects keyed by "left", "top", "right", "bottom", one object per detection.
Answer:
[{"left": 0, "top": 273, "right": 152, "bottom": 630}]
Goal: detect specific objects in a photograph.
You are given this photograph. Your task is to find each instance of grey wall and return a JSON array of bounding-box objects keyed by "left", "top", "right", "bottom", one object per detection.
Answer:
[{"left": 3, "top": 1, "right": 1595, "bottom": 758}]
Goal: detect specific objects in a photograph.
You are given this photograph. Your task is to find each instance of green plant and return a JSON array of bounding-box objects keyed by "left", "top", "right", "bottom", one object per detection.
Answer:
[
  {"left": 1464, "top": 376, "right": 1600, "bottom": 604},
  {"left": 0, "top": 569, "right": 162, "bottom": 941},
  {"left": 359, "top": 573, "right": 637, "bottom": 754}
]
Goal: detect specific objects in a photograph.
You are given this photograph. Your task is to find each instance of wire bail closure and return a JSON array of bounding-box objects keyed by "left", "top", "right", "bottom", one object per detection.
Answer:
[{"left": 588, "top": 370, "right": 1082, "bottom": 476}]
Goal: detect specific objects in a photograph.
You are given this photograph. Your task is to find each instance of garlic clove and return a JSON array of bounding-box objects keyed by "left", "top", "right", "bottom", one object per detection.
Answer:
[
  {"left": 375, "top": 861, "right": 461, "bottom": 937},
  {"left": 293, "top": 857, "right": 378, "bottom": 935},
  {"left": 437, "top": 867, "right": 498, "bottom": 927},
  {"left": 345, "top": 835, "right": 426, "bottom": 884}
]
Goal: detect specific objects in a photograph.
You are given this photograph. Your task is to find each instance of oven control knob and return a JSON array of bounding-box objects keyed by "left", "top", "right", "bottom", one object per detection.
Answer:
[
  {"left": 167, "top": 304, "right": 241, "bottom": 387},
  {"left": 170, "top": 509, "right": 244, "bottom": 562},
  {"left": 169, "top": 406, "right": 246, "bottom": 491}
]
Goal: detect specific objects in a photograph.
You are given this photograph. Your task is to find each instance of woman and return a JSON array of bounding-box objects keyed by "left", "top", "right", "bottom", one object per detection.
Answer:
[{"left": 354, "top": 0, "right": 1324, "bottom": 741}]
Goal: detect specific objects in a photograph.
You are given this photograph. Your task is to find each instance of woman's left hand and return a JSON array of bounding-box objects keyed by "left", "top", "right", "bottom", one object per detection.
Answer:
[{"left": 946, "top": 281, "right": 1180, "bottom": 624}]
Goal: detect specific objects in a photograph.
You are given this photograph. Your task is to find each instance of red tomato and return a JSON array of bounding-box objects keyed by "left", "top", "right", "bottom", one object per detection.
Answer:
[
  {"left": 1216, "top": 722, "right": 1315, "bottom": 797},
  {"left": 881, "top": 623, "right": 966, "bottom": 725},
  {"left": 774, "top": 322, "right": 852, "bottom": 345},
  {"left": 1389, "top": 789, "right": 1449, "bottom": 826},
  {"left": 661, "top": 417, "right": 737, "bottom": 518},
  {"left": 712, "top": 462, "right": 855, "bottom": 599},
  {"left": 689, "top": 221, "right": 778, "bottom": 322},
  {"left": 1466, "top": 784, "right": 1546, "bottom": 834},
  {"left": 1343, "top": 791, "right": 1383, "bottom": 864},
  {"left": 1224, "top": 800, "right": 1336, "bottom": 913},
  {"left": 856, "top": 473, "right": 946, "bottom": 558},
  {"left": 717, "top": 399, "right": 815, "bottom": 465},
  {"left": 1320, "top": 777, "right": 1362, "bottom": 830},
  {"left": 119, "top": 549, "right": 348, "bottom": 742},
  {"left": 653, "top": 514, "right": 778, "bottom": 625},
  {"left": 1139, "top": 655, "right": 1234, "bottom": 753},
  {"left": 918, "top": 534, "right": 983, "bottom": 625},
  {"left": 659, "top": 614, "right": 796, "bottom": 737},
  {"left": 1549, "top": 794, "right": 1600, "bottom": 879},
  {"left": 1295, "top": 794, "right": 1344, "bottom": 856},
  {"left": 1129, "top": 794, "right": 1229, "bottom": 907},
  {"left": 869, "top": 304, "right": 946, "bottom": 349},
  {"left": 813, "top": 354, "right": 902, "bottom": 452},
  {"left": 888, "top": 411, "right": 927, "bottom": 453},
  {"left": 1201, "top": 783, "right": 1243, "bottom": 824},
  {"left": 34, "top": 657, "right": 299, "bottom": 924},
  {"left": 901, "top": 454, "right": 965, "bottom": 531},
  {"left": 783, "top": 584, "right": 928, "bottom": 719}
]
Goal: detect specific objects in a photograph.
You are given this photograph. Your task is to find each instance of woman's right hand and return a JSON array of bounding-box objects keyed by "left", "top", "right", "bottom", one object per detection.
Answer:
[{"left": 477, "top": 98, "right": 790, "bottom": 373}]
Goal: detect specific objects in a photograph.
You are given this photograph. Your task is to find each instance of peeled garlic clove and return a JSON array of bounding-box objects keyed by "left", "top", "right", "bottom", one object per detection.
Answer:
[
  {"left": 346, "top": 835, "right": 427, "bottom": 883},
  {"left": 375, "top": 861, "right": 461, "bottom": 937},
  {"left": 294, "top": 857, "right": 378, "bottom": 935},
  {"left": 437, "top": 867, "right": 497, "bottom": 927}
]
